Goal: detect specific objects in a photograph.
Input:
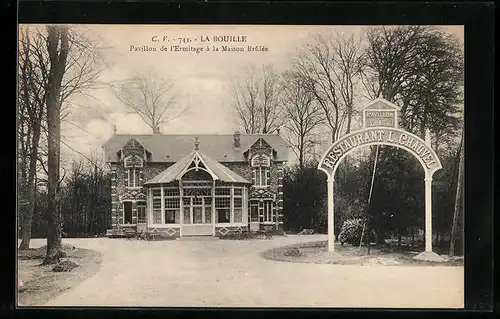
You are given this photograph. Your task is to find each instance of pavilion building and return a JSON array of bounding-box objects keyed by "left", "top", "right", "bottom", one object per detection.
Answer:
[{"left": 102, "top": 132, "right": 290, "bottom": 238}]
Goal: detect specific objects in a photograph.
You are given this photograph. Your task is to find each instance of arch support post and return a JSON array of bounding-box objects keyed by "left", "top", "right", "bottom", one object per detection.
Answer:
[
  {"left": 424, "top": 176, "right": 433, "bottom": 253},
  {"left": 414, "top": 174, "right": 445, "bottom": 262},
  {"left": 327, "top": 177, "right": 335, "bottom": 252}
]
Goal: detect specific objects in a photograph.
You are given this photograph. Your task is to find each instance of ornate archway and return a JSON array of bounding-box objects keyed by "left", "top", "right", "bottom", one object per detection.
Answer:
[{"left": 317, "top": 98, "right": 443, "bottom": 260}]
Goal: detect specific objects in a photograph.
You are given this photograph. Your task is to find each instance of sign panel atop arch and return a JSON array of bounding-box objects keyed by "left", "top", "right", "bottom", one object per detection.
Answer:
[{"left": 362, "top": 98, "right": 401, "bottom": 129}]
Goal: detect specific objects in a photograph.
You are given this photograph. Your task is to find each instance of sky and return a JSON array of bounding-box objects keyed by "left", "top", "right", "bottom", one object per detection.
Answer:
[{"left": 21, "top": 24, "right": 464, "bottom": 165}]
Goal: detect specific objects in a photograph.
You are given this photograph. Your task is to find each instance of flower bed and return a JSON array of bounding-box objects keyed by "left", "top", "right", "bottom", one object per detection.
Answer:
[{"left": 261, "top": 240, "right": 464, "bottom": 267}]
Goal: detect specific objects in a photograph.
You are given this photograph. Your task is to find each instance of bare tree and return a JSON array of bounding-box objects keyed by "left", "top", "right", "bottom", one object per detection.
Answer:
[
  {"left": 281, "top": 72, "right": 324, "bottom": 169},
  {"left": 17, "top": 25, "right": 108, "bottom": 252},
  {"left": 43, "top": 25, "right": 70, "bottom": 264},
  {"left": 292, "top": 32, "right": 364, "bottom": 143},
  {"left": 229, "top": 64, "right": 283, "bottom": 134},
  {"left": 112, "top": 68, "right": 185, "bottom": 134},
  {"left": 18, "top": 27, "right": 46, "bottom": 250}
]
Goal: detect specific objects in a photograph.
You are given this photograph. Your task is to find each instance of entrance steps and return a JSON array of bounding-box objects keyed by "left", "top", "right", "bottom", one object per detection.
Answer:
[{"left": 178, "top": 235, "right": 219, "bottom": 241}]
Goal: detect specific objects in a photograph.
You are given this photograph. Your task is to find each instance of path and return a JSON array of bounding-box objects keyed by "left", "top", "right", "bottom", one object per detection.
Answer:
[{"left": 25, "top": 236, "right": 463, "bottom": 308}]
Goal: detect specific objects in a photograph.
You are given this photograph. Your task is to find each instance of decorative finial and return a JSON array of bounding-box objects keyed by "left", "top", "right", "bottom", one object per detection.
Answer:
[
  {"left": 112, "top": 125, "right": 117, "bottom": 134},
  {"left": 425, "top": 128, "right": 431, "bottom": 146},
  {"left": 194, "top": 136, "right": 200, "bottom": 150}
]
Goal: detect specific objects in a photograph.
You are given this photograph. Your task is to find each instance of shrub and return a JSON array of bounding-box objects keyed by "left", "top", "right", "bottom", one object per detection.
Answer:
[
  {"left": 298, "top": 228, "right": 314, "bottom": 235},
  {"left": 284, "top": 247, "right": 302, "bottom": 257},
  {"left": 219, "top": 231, "right": 257, "bottom": 240},
  {"left": 52, "top": 260, "right": 79, "bottom": 272},
  {"left": 338, "top": 218, "right": 377, "bottom": 246},
  {"left": 338, "top": 218, "right": 363, "bottom": 245}
]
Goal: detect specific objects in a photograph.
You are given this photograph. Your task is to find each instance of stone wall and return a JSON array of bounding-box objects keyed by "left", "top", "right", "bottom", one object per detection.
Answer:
[
  {"left": 147, "top": 226, "right": 181, "bottom": 239},
  {"left": 110, "top": 154, "right": 171, "bottom": 227},
  {"left": 215, "top": 225, "right": 249, "bottom": 237}
]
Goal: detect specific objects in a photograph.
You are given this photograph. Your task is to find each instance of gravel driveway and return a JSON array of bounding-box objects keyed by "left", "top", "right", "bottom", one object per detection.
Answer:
[{"left": 26, "top": 236, "right": 463, "bottom": 308}]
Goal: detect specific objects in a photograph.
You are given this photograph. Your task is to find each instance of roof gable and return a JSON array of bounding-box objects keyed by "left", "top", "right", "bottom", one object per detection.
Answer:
[
  {"left": 144, "top": 150, "right": 250, "bottom": 185},
  {"left": 361, "top": 97, "right": 401, "bottom": 111}
]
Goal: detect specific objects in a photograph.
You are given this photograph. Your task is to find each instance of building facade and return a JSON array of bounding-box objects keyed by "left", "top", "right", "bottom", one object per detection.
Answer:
[{"left": 102, "top": 132, "right": 290, "bottom": 238}]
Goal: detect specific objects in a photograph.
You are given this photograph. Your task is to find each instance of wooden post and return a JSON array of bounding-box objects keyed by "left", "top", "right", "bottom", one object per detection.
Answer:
[
  {"left": 179, "top": 182, "right": 184, "bottom": 237},
  {"left": 160, "top": 186, "right": 165, "bottom": 224},
  {"left": 450, "top": 131, "right": 464, "bottom": 256},
  {"left": 212, "top": 180, "right": 216, "bottom": 235}
]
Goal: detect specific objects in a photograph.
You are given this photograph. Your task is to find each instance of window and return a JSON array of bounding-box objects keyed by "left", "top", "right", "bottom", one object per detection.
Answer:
[
  {"left": 250, "top": 203, "right": 259, "bottom": 222},
  {"left": 128, "top": 168, "right": 140, "bottom": 187},
  {"left": 260, "top": 200, "right": 275, "bottom": 223},
  {"left": 215, "top": 188, "right": 231, "bottom": 196},
  {"left": 164, "top": 188, "right": 180, "bottom": 224},
  {"left": 251, "top": 155, "right": 271, "bottom": 187},
  {"left": 251, "top": 154, "right": 270, "bottom": 167},
  {"left": 165, "top": 188, "right": 180, "bottom": 197},
  {"left": 215, "top": 190, "right": 231, "bottom": 223},
  {"left": 152, "top": 189, "right": 162, "bottom": 224},
  {"left": 137, "top": 202, "right": 146, "bottom": 223},
  {"left": 204, "top": 197, "right": 212, "bottom": 224},
  {"left": 183, "top": 197, "right": 191, "bottom": 224},
  {"left": 254, "top": 167, "right": 270, "bottom": 187},
  {"left": 233, "top": 189, "right": 243, "bottom": 223},
  {"left": 124, "top": 155, "right": 143, "bottom": 168}
]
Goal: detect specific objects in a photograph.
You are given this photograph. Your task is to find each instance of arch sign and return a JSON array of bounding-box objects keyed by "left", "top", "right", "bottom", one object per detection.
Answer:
[{"left": 318, "top": 98, "right": 443, "bottom": 259}]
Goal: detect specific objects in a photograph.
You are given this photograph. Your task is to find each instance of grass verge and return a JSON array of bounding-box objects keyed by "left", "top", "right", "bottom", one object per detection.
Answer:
[{"left": 17, "top": 244, "right": 102, "bottom": 306}]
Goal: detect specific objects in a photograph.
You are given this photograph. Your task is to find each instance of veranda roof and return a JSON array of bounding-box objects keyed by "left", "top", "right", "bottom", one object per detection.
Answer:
[{"left": 143, "top": 149, "right": 251, "bottom": 185}]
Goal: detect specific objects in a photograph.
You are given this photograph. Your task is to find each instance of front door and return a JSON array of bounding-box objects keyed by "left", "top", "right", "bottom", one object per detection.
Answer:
[
  {"left": 249, "top": 202, "right": 260, "bottom": 231},
  {"left": 193, "top": 206, "right": 203, "bottom": 224},
  {"left": 181, "top": 196, "right": 214, "bottom": 236},
  {"left": 123, "top": 202, "right": 133, "bottom": 224}
]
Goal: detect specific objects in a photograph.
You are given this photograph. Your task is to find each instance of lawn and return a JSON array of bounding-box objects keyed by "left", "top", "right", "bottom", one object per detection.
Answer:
[
  {"left": 261, "top": 240, "right": 464, "bottom": 267},
  {"left": 17, "top": 243, "right": 102, "bottom": 306}
]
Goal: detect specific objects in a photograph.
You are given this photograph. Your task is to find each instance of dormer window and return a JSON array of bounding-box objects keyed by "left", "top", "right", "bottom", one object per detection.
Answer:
[
  {"left": 128, "top": 168, "right": 140, "bottom": 188},
  {"left": 124, "top": 155, "right": 144, "bottom": 188},
  {"left": 251, "top": 154, "right": 270, "bottom": 167},
  {"left": 124, "top": 155, "right": 144, "bottom": 168},
  {"left": 251, "top": 155, "right": 271, "bottom": 187}
]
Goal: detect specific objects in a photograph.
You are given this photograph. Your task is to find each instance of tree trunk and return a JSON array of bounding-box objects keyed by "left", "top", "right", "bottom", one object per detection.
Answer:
[
  {"left": 366, "top": 219, "right": 371, "bottom": 254},
  {"left": 450, "top": 130, "right": 464, "bottom": 257},
  {"left": 376, "top": 229, "right": 386, "bottom": 245},
  {"left": 43, "top": 25, "right": 69, "bottom": 265},
  {"left": 346, "top": 104, "right": 352, "bottom": 135},
  {"left": 411, "top": 227, "right": 415, "bottom": 248},
  {"left": 19, "top": 117, "right": 43, "bottom": 250},
  {"left": 18, "top": 29, "right": 45, "bottom": 250}
]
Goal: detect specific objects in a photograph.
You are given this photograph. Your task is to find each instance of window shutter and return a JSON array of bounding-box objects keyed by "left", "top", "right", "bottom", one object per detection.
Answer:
[
  {"left": 125, "top": 169, "right": 129, "bottom": 187},
  {"left": 251, "top": 155, "right": 258, "bottom": 167},
  {"left": 262, "top": 156, "right": 270, "bottom": 167},
  {"left": 265, "top": 169, "right": 270, "bottom": 186}
]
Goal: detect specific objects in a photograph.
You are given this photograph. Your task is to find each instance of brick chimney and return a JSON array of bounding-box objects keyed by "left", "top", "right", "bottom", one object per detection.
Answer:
[{"left": 233, "top": 131, "right": 241, "bottom": 148}]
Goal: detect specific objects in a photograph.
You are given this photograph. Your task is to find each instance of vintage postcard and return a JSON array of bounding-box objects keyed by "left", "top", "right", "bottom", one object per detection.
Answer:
[{"left": 17, "top": 24, "right": 464, "bottom": 308}]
